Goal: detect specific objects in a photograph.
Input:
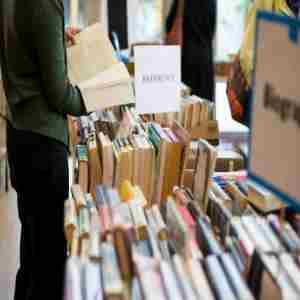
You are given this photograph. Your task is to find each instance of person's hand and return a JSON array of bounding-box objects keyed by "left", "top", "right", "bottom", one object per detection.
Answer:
[{"left": 65, "top": 27, "right": 81, "bottom": 45}]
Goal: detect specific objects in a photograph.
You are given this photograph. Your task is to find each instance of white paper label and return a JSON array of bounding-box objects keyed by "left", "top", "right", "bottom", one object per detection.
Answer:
[{"left": 135, "top": 46, "right": 181, "bottom": 114}]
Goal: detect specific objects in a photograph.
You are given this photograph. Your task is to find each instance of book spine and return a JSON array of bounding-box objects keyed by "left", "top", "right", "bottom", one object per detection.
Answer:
[
  {"left": 147, "top": 206, "right": 167, "bottom": 240},
  {"left": 147, "top": 226, "right": 162, "bottom": 260},
  {"left": 220, "top": 253, "right": 255, "bottom": 300},
  {"left": 205, "top": 255, "right": 237, "bottom": 300},
  {"left": 140, "top": 269, "right": 167, "bottom": 300},
  {"left": 114, "top": 227, "right": 133, "bottom": 282},
  {"left": 71, "top": 184, "right": 87, "bottom": 210},
  {"left": 197, "top": 217, "right": 223, "bottom": 256},
  {"left": 172, "top": 255, "right": 197, "bottom": 300},
  {"left": 186, "top": 259, "right": 215, "bottom": 300},
  {"left": 131, "top": 277, "right": 143, "bottom": 300},
  {"left": 160, "top": 261, "right": 184, "bottom": 300},
  {"left": 101, "top": 242, "right": 124, "bottom": 297},
  {"left": 64, "top": 197, "right": 78, "bottom": 243},
  {"left": 79, "top": 207, "right": 90, "bottom": 240},
  {"left": 63, "top": 257, "right": 83, "bottom": 300},
  {"left": 241, "top": 216, "right": 273, "bottom": 253},
  {"left": 129, "top": 201, "right": 148, "bottom": 241}
]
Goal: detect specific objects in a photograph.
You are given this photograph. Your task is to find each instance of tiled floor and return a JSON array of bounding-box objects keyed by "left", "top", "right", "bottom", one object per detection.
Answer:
[{"left": 0, "top": 190, "right": 20, "bottom": 300}]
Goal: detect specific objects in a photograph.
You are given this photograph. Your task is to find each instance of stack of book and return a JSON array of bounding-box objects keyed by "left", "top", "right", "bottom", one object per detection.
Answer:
[
  {"left": 249, "top": 252, "right": 300, "bottom": 300},
  {"left": 207, "top": 177, "right": 300, "bottom": 280},
  {"left": 73, "top": 111, "right": 192, "bottom": 205},
  {"left": 181, "top": 140, "right": 217, "bottom": 211},
  {"left": 148, "top": 122, "right": 190, "bottom": 204},
  {"left": 64, "top": 182, "right": 260, "bottom": 300},
  {"left": 215, "top": 143, "right": 245, "bottom": 172},
  {"left": 144, "top": 96, "right": 219, "bottom": 142},
  {"left": 65, "top": 101, "right": 300, "bottom": 299}
]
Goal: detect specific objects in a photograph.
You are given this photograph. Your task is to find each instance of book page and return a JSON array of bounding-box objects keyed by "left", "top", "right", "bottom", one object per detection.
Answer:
[{"left": 67, "top": 23, "right": 118, "bottom": 85}]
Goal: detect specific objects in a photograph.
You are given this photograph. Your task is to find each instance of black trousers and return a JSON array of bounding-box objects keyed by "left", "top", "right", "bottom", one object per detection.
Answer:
[{"left": 7, "top": 124, "right": 69, "bottom": 300}]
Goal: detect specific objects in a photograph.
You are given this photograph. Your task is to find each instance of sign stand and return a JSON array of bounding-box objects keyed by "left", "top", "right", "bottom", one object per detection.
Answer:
[{"left": 248, "top": 12, "right": 300, "bottom": 211}]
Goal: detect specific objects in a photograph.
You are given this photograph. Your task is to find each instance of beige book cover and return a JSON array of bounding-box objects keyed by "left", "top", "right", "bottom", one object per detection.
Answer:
[
  {"left": 98, "top": 132, "right": 114, "bottom": 187},
  {"left": 134, "top": 136, "right": 146, "bottom": 197},
  {"left": 118, "top": 144, "right": 133, "bottom": 190},
  {"left": 195, "top": 140, "right": 217, "bottom": 212},
  {"left": 162, "top": 123, "right": 190, "bottom": 202},
  {"left": 78, "top": 161, "right": 89, "bottom": 193},
  {"left": 70, "top": 230, "right": 80, "bottom": 257},
  {"left": 162, "top": 140, "right": 182, "bottom": 202},
  {"left": 155, "top": 139, "right": 168, "bottom": 205},
  {"left": 88, "top": 135, "right": 102, "bottom": 199},
  {"left": 67, "top": 23, "right": 134, "bottom": 112},
  {"left": 112, "top": 142, "right": 121, "bottom": 188},
  {"left": 193, "top": 143, "right": 209, "bottom": 209},
  {"left": 140, "top": 137, "right": 154, "bottom": 202},
  {"left": 130, "top": 136, "right": 140, "bottom": 187},
  {"left": 191, "top": 102, "right": 201, "bottom": 129}
]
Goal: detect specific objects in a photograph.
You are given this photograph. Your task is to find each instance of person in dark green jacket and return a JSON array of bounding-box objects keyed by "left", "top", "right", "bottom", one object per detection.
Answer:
[{"left": 0, "top": 1, "right": 86, "bottom": 299}]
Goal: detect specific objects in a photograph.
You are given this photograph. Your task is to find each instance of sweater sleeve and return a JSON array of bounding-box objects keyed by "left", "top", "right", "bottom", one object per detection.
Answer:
[{"left": 31, "top": 0, "right": 85, "bottom": 117}]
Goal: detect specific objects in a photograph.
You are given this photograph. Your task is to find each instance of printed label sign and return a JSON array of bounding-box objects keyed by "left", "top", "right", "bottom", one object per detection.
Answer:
[
  {"left": 249, "top": 12, "right": 300, "bottom": 208},
  {"left": 135, "top": 46, "right": 181, "bottom": 114}
]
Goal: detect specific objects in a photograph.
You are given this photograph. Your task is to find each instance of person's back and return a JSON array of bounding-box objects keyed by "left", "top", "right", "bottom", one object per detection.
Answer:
[
  {"left": 182, "top": 0, "right": 217, "bottom": 101},
  {"left": 0, "top": 1, "right": 85, "bottom": 299}
]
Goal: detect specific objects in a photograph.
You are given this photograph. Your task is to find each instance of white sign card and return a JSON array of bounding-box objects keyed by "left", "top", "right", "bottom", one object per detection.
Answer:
[
  {"left": 135, "top": 46, "right": 181, "bottom": 114},
  {"left": 249, "top": 12, "right": 300, "bottom": 208}
]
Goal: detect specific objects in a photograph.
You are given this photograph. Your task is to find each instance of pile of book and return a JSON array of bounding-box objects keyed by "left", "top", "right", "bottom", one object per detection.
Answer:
[
  {"left": 64, "top": 182, "right": 255, "bottom": 300},
  {"left": 181, "top": 140, "right": 217, "bottom": 211},
  {"left": 64, "top": 178, "right": 300, "bottom": 300},
  {"left": 143, "top": 96, "right": 215, "bottom": 127},
  {"left": 65, "top": 94, "right": 300, "bottom": 299},
  {"left": 142, "top": 96, "right": 219, "bottom": 142},
  {"left": 72, "top": 109, "right": 203, "bottom": 205}
]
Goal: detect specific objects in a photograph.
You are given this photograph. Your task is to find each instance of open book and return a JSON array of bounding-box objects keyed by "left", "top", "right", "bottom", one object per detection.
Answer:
[{"left": 67, "top": 23, "right": 134, "bottom": 112}]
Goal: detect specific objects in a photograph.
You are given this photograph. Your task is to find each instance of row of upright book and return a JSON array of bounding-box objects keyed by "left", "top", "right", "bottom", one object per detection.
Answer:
[
  {"left": 71, "top": 103, "right": 216, "bottom": 208},
  {"left": 64, "top": 178, "right": 300, "bottom": 300},
  {"left": 65, "top": 98, "right": 300, "bottom": 300}
]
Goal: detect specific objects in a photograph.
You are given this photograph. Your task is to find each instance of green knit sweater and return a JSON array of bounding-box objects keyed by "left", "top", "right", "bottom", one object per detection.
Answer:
[{"left": 0, "top": 0, "right": 85, "bottom": 146}]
